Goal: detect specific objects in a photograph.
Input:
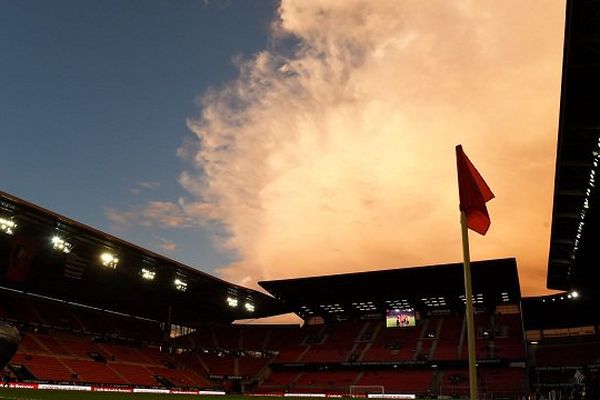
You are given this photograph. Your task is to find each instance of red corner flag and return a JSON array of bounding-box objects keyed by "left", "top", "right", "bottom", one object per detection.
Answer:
[{"left": 456, "top": 145, "right": 495, "bottom": 235}]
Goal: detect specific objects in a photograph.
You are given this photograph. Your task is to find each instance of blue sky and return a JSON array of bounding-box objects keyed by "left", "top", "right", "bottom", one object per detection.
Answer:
[{"left": 1, "top": 0, "right": 277, "bottom": 271}]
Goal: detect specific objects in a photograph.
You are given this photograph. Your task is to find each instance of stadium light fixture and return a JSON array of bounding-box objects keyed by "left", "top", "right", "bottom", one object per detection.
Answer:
[
  {"left": 51, "top": 236, "right": 72, "bottom": 254},
  {"left": 571, "top": 290, "right": 579, "bottom": 299},
  {"left": 0, "top": 217, "right": 16, "bottom": 235},
  {"left": 244, "top": 302, "right": 255, "bottom": 312},
  {"left": 141, "top": 268, "right": 156, "bottom": 281},
  {"left": 572, "top": 141, "right": 600, "bottom": 260},
  {"left": 100, "top": 252, "right": 119, "bottom": 269},
  {"left": 226, "top": 297, "right": 238, "bottom": 307},
  {"left": 174, "top": 278, "right": 187, "bottom": 292}
]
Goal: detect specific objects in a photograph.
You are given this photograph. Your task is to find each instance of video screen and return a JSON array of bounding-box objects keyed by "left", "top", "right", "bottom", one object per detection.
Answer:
[{"left": 386, "top": 309, "right": 416, "bottom": 328}]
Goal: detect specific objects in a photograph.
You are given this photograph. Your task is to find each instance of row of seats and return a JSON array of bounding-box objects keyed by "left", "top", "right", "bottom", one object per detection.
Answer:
[
  {"left": 261, "top": 368, "right": 525, "bottom": 395},
  {"left": 16, "top": 329, "right": 271, "bottom": 384},
  {"left": 441, "top": 368, "right": 526, "bottom": 396},
  {"left": 535, "top": 341, "right": 600, "bottom": 367},
  {"left": 1, "top": 290, "right": 527, "bottom": 393},
  {"left": 0, "top": 292, "right": 163, "bottom": 341},
  {"left": 14, "top": 330, "right": 210, "bottom": 388},
  {"left": 268, "top": 313, "right": 525, "bottom": 364},
  {"left": 173, "top": 324, "right": 301, "bottom": 352}
]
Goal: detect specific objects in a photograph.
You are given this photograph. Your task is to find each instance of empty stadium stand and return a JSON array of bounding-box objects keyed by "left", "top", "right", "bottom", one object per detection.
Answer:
[{"left": 3, "top": 284, "right": 529, "bottom": 397}]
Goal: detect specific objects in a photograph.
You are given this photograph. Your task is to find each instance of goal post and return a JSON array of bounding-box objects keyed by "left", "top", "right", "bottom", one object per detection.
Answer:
[{"left": 349, "top": 385, "right": 385, "bottom": 397}]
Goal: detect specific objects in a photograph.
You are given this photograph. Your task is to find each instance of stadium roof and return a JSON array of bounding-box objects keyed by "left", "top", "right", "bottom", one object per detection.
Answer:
[
  {"left": 522, "top": 292, "right": 600, "bottom": 330},
  {"left": 547, "top": 0, "right": 600, "bottom": 292},
  {"left": 0, "top": 191, "right": 285, "bottom": 327},
  {"left": 259, "top": 258, "right": 520, "bottom": 321}
]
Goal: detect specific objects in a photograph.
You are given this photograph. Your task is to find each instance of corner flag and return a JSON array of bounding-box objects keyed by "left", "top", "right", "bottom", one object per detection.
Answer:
[{"left": 456, "top": 145, "right": 494, "bottom": 235}]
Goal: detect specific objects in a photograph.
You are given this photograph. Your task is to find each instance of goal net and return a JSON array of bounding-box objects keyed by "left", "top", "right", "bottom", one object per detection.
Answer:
[{"left": 349, "top": 385, "right": 385, "bottom": 397}]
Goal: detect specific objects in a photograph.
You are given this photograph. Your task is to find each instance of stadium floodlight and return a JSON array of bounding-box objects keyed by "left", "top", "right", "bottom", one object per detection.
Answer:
[
  {"left": 141, "top": 268, "right": 156, "bottom": 280},
  {"left": 174, "top": 278, "right": 187, "bottom": 292},
  {"left": 100, "top": 252, "right": 119, "bottom": 269},
  {"left": 0, "top": 217, "right": 16, "bottom": 235},
  {"left": 571, "top": 290, "right": 579, "bottom": 299},
  {"left": 244, "top": 302, "right": 255, "bottom": 312},
  {"left": 51, "top": 236, "right": 72, "bottom": 254},
  {"left": 226, "top": 297, "right": 238, "bottom": 307}
]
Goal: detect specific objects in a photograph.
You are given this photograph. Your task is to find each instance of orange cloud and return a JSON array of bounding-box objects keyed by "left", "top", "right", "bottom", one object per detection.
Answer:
[
  {"left": 106, "top": 201, "right": 198, "bottom": 230},
  {"left": 159, "top": 238, "right": 178, "bottom": 252},
  {"left": 181, "top": 0, "right": 566, "bottom": 296}
]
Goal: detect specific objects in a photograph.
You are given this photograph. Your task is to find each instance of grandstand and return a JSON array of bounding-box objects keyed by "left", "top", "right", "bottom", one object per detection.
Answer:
[
  {"left": 522, "top": 0, "right": 600, "bottom": 397},
  {"left": 0, "top": 201, "right": 528, "bottom": 397},
  {"left": 0, "top": 0, "right": 598, "bottom": 398}
]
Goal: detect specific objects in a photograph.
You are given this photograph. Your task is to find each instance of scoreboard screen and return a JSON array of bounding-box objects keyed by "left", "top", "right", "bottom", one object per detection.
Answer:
[{"left": 385, "top": 309, "right": 416, "bottom": 328}]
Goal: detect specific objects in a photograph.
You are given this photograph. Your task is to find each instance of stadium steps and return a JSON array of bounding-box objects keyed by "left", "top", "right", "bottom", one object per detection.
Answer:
[
  {"left": 353, "top": 371, "right": 365, "bottom": 385},
  {"left": 210, "top": 326, "right": 220, "bottom": 348},
  {"left": 291, "top": 372, "right": 304, "bottom": 385},
  {"left": 138, "top": 347, "right": 166, "bottom": 365},
  {"left": 355, "top": 322, "right": 371, "bottom": 342},
  {"left": 357, "top": 322, "right": 383, "bottom": 362},
  {"left": 20, "top": 334, "right": 46, "bottom": 353},
  {"left": 427, "top": 318, "right": 444, "bottom": 359},
  {"left": 96, "top": 343, "right": 117, "bottom": 360},
  {"left": 29, "top": 335, "right": 53, "bottom": 354},
  {"left": 413, "top": 340, "right": 424, "bottom": 360},
  {"left": 106, "top": 363, "right": 129, "bottom": 383},
  {"left": 295, "top": 325, "right": 327, "bottom": 362},
  {"left": 348, "top": 343, "right": 364, "bottom": 362},
  {"left": 12, "top": 354, "right": 76, "bottom": 381},
  {"left": 295, "top": 345, "right": 312, "bottom": 362},
  {"left": 370, "top": 322, "right": 384, "bottom": 342},
  {"left": 488, "top": 314, "right": 497, "bottom": 358},
  {"left": 254, "top": 359, "right": 274, "bottom": 383},
  {"left": 51, "top": 356, "right": 78, "bottom": 379},
  {"left": 30, "top": 306, "right": 48, "bottom": 326},
  {"left": 36, "top": 334, "right": 72, "bottom": 355},
  {"left": 347, "top": 322, "right": 371, "bottom": 360},
  {"left": 430, "top": 369, "right": 444, "bottom": 394},
  {"left": 66, "top": 309, "right": 88, "bottom": 332},
  {"left": 188, "top": 333, "right": 197, "bottom": 348},
  {"left": 109, "top": 363, "right": 158, "bottom": 386},
  {"left": 63, "top": 359, "right": 127, "bottom": 384},
  {"left": 356, "top": 343, "right": 373, "bottom": 362},
  {"left": 418, "top": 319, "right": 431, "bottom": 339},
  {"left": 195, "top": 353, "right": 211, "bottom": 373},
  {"left": 413, "top": 319, "right": 430, "bottom": 360},
  {"left": 261, "top": 328, "right": 272, "bottom": 350},
  {"left": 180, "top": 368, "right": 209, "bottom": 387}
]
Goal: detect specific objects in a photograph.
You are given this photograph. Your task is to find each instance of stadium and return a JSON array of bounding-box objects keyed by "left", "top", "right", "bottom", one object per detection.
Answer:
[{"left": 0, "top": 0, "right": 599, "bottom": 399}]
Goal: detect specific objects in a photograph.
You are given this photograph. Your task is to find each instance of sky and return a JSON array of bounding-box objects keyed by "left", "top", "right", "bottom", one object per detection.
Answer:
[{"left": 1, "top": 0, "right": 566, "bottom": 298}]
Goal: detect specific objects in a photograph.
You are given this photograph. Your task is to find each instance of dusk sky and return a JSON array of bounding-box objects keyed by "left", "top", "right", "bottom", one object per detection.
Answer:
[{"left": 1, "top": 0, "right": 566, "bottom": 297}]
